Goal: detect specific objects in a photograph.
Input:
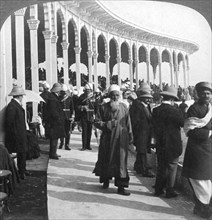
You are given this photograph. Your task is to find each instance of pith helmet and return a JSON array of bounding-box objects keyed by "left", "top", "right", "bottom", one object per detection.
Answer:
[
  {"left": 43, "top": 82, "right": 50, "bottom": 90},
  {"left": 62, "top": 84, "right": 68, "bottom": 91},
  {"left": 195, "top": 81, "right": 212, "bottom": 93},
  {"left": 160, "top": 85, "right": 178, "bottom": 100},
  {"left": 50, "top": 83, "right": 62, "bottom": 93},
  {"left": 8, "top": 85, "right": 26, "bottom": 96},
  {"left": 137, "top": 83, "right": 152, "bottom": 98}
]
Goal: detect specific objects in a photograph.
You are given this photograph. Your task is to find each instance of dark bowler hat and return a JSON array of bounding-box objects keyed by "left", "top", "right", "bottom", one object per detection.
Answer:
[
  {"left": 195, "top": 82, "right": 212, "bottom": 93},
  {"left": 160, "top": 85, "right": 178, "bottom": 101}
]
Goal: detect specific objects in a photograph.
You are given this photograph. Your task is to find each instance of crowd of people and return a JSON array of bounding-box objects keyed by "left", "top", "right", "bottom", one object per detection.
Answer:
[{"left": 2, "top": 79, "right": 212, "bottom": 219}]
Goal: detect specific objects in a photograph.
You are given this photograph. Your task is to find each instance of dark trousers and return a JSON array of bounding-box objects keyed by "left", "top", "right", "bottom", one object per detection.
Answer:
[
  {"left": 134, "top": 153, "right": 152, "bottom": 174},
  {"left": 81, "top": 119, "right": 92, "bottom": 149},
  {"left": 17, "top": 152, "right": 26, "bottom": 175},
  {"left": 100, "top": 176, "right": 130, "bottom": 188},
  {"left": 49, "top": 139, "right": 58, "bottom": 157},
  {"left": 60, "top": 120, "right": 71, "bottom": 147},
  {"left": 155, "top": 151, "right": 179, "bottom": 193}
]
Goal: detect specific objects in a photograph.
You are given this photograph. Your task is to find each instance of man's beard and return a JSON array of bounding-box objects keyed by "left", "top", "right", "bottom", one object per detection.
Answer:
[{"left": 110, "top": 100, "right": 120, "bottom": 112}]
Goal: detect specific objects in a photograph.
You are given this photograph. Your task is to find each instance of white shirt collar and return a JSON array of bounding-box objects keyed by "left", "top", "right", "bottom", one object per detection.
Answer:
[{"left": 13, "top": 98, "right": 22, "bottom": 106}]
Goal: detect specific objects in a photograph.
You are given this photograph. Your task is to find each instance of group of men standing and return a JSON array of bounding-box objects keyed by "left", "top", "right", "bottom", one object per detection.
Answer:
[{"left": 3, "top": 79, "right": 212, "bottom": 218}]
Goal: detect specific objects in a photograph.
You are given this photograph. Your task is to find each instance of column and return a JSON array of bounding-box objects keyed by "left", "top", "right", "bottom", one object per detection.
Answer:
[
  {"left": 187, "top": 65, "right": 190, "bottom": 86},
  {"left": 87, "top": 50, "right": 93, "bottom": 84},
  {"left": 51, "top": 34, "right": 58, "bottom": 83},
  {"left": 170, "top": 62, "right": 174, "bottom": 86},
  {"left": 128, "top": 59, "right": 133, "bottom": 90},
  {"left": 27, "top": 19, "right": 40, "bottom": 117},
  {"left": 183, "top": 60, "right": 187, "bottom": 88},
  {"left": 135, "top": 59, "right": 139, "bottom": 90},
  {"left": 74, "top": 47, "right": 81, "bottom": 90},
  {"left": 14, "top": 8, "right": 26, "bottom": 88},
  {"left": 105, "top": 54, "right": 110, "bottom": 89},
  {"left": 93, "top": 52, "right": 98, "bottom": 91},
  {"left": 61, "top": 42, "right": 69, "bottom": 86},
  {"left": 116, "top": 57, "right": 121, "bottom": 87},
  {"left": 158, "top": 61, "right": 162, "bottom": 90},
  {"left": 146, "top": 61, "right": 150, "bottom": 84},
  {"left": 42, "top": 30, "right": 53, "bottom": 85}
]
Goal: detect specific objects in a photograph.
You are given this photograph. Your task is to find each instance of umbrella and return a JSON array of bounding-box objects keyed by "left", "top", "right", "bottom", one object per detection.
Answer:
[{"left": 24, "top": 90, "right": 45, "bottom": 103}]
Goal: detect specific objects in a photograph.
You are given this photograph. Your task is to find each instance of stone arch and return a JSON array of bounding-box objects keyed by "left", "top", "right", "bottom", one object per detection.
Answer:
[
  {"left": 97, "top": 34, "right": 107, "bottom": 63},
  {"left": 68, "top": 18, "right": 79, "bottom": 47},
  {"left": 150, "top": 47, "right": 160, "bottom": 80},
  {"left": 138, "top": 45, "right": 147, "bottom": 63},
  {"left": 162, "top": 49, "right": 171, "bottom": 63},
  {"left": 92, "top": 31, "right": 96, "bottom": 53},
  {"left": 57, "top": 8, "right": 66, "bottom": 42},
  {"left": 109, "top": 38, "right": 118, "bottom": 75},
  {"left": 121, "top": 41, "right": 130, "bottom": 63},
  {"left": 81, "top": 25, "right": 91, "bottom": 51},
  {"left": 80, "top": 26, "right": 89, "bottom": 68},
  {"left": 43, "top": 3, "right": 50, "bottom": 30}
]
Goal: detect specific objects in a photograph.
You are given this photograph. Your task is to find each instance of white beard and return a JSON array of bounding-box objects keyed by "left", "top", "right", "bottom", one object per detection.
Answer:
[{"left": 110, "top": 100, "right": 120, "bottom": 112}]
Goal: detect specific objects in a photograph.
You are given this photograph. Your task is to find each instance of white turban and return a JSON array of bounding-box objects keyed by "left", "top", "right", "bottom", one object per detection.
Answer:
[{"left": 108, "top": 84, "right": 120, "bottom": 93}]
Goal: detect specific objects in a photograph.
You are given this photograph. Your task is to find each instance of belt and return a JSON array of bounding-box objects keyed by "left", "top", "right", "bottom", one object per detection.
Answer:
[{"left": 63, "top": 109, "right": 70, "bottom": 111}]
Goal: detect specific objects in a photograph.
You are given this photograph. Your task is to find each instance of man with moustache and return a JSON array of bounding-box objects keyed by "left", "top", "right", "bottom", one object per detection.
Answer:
[
  {"left": 93, "top": 84, "right": 133, "bottom": 196},
  {"left": 182, "top": 82, "right": 212, "bottom": 219}
]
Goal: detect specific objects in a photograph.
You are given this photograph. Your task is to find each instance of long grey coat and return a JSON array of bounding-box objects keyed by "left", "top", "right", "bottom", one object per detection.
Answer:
[
  {"left": 5, "top": 99, "right": 28, "bottom": 153},
  {"left": 182, "top": 101, "right": 212, "bottom": 180},
  {"left": 93, "top": 102, "right": 133, "bottom": 182}
]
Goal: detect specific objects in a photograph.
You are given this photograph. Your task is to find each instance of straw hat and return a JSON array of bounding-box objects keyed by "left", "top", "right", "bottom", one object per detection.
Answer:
[
  {"left": 8, "top": 85, "right": 26, "bottom": 96},
  {"left": 108, "top": 84, "right": 120, "bottom": 93},
  {"left": 195, "top": 82, "right": 212, "bottom": 93},
  {"left": 50, "top": 83, "right": 62, "bottom": 93},
  {"left": 160, "top": 86, "right": 178, "bottom": 100}
]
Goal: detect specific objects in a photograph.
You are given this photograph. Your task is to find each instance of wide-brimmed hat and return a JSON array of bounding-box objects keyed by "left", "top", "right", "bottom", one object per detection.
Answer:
[
  {"left": 160, "top": 86, "right": 178, "bottom": 100},
  {"left": 108, "top": 84, "right": 120, "bottom": 93},
  {"left": 50, "top": 83, "right": 62, "bottom": 93},
  {"left": 8, "top": 85, "right": 26, "bottom": 96},
  {"left": 195, "top": 82, "right": 212, "bottom": 93},
  {"left": 137, "top": 83, "right": 152, "bottom": 98}
]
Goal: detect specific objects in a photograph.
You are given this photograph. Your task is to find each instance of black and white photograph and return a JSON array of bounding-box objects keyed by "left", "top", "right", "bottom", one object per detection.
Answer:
[{"left": 0, "top": 0, "right": 211, "bottom": 219}]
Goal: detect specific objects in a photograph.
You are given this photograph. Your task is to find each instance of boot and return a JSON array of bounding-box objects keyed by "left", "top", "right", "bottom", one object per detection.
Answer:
[
  {"left": 165, "top": 187, "right": 178, "bottom": 198},
  {"left": 65, "top": 136, "right": 71, "bottom": 150},
  {"left": 117, "top": 187, "right": 130, "bottom": 196},
  {"left": 193, "top": 196, "right": 212, "bottom": 219},
  {"left": 103, "top": 180, "right": 109, "bottom": 189}
]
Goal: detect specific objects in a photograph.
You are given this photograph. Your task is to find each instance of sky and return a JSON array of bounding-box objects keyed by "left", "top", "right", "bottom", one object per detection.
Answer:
[{"left": 100, "top": 0, "right": 212, "bottom": 86}]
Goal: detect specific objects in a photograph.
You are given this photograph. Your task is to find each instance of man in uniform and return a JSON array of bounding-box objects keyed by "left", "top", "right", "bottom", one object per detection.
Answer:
[
  {"left": 59, "top": 84, "right": 74, "bottom": 150},
  {"left": 77, "top": 83, "right": 95, "bottom": 151}
]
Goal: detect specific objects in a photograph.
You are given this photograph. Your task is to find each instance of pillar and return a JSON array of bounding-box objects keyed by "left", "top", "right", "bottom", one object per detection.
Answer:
[
  {"left": 128, "top": 59, "right": 133, "bottom": 90},
  {"left": 105, "top": 54, "right": 110, "bottom": 89},
  {"left": 116, "top": 57, "right": 121, "bottom": 87},
  {"left": 27, "top": 19, "right": 40, "bottom": 117},
  {"left": 135, "top": 60, "right": 139, "bottom": 90},
  {"left": 183, "top": 60, "right": 187, "bottom": 88},
  {"left": 87, "top": 50, "right": 93, "bottom": 84},
  {"left": 146, "top": 61, "right": 150, "bottom": 84},
  {"left": 61, "top": 42, "right": 69, "bottom": 86},
  {"left": 74, "top": 47, "right": 81, "bottom": 90},
  {"left": 170, "top": 62, "right": 174, "bottom": 86},
  {"left": 14, "top": 8, "right": 26, "bottom": 88},
  {"left": 93, "top": 52, "right": 98, "bottom": 91},
  {"left": 51, "top": 34, "right": 58, "bottom": 83},
  {"left": 42, "top": 30, "right": 53, "bottom": 85}
]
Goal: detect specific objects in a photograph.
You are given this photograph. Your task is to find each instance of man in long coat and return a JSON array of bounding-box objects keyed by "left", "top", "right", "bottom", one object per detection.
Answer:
[
  {"left": 5, "top": 85, "right": 28, "bottom": 179},
  {"left": 152, "top": 85, "right": 184, "bottom": 198},
  {"left": 182, "top": 82, "right": 212, "bottom": 219},
  {"left": 130, "top": 83, "right": 155, "bottom": 177},
  {"left": 93, "top": 84, "right": 133, "bottom": 196},
  {"left": 45, "top": 83, "right": 65, "bottom": 159}
]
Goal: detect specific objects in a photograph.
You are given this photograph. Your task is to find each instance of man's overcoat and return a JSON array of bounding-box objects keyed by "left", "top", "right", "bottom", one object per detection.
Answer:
[
  {"left": 93, "top": 102, "right": 133, "bottom": 182},
  {"left": 182, "top": 102, "right": 212, "bottom": 180},
  {"left": 5, "top": 99, "right": 28, "bottom": 153},
  {"left": 45, "top": 93, "right": 65, "bottom": 139},
  {"left": 129, "top": 99, "right": 152, "bottom": 153}
]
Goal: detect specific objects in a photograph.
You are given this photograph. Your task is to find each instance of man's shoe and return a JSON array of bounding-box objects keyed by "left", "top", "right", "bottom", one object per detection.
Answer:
[
  {"left": 49, "top": 156, "right": 59, "bottom": 160},
  {"left": 103, "top": 180, "right": 109, "bottom": 189},
  {"left": 56, "top": 154, "right": 61, "bottom": 157},
  {"left": 117, "top": 187, "right": 130, "bottom": 196},
  {"left": 65, "top": 146, "right": 71, "bottom": 151},
  {"left": 165, "top": 190, "right": 178, "bottom": 198},
  {"left": 154, "top": 190, "right": 164, "bottom": 197},
  {"left": 80, "top": 148, "right": 86, "bottom": 151},
  {"left": 87, "top": 147, "right": 92, "bottom": 150},
  {"left": 142, "top": 171, "right": 155, "bottom": 178},
  {"left": 58, "top": 145, "right": 63, "bottom": 149}
]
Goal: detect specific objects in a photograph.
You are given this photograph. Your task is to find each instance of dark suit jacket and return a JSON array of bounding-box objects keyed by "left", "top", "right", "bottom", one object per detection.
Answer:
[
  {"left": 5, "top": 99, "right": 28, "bottom": 153},
  {"left": 129, "top": 99, "right": 152, "bottom": 153},
  {"left": 152, "top": 103, "right": 184, "bottom": 161}
]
